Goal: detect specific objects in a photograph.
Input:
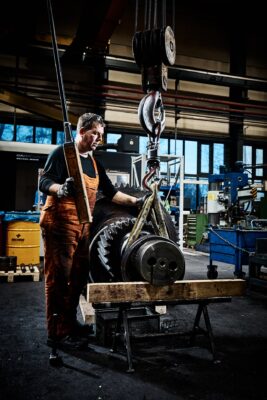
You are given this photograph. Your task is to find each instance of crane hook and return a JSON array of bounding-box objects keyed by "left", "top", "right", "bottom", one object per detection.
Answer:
[{"left": 138, "top": 91, "right": 165, "bottom": 136}]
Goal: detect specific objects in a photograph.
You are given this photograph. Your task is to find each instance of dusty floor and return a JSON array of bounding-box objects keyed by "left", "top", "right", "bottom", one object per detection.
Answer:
[{"left": 0, "top": 250, "right": 267, "bottom": 400}]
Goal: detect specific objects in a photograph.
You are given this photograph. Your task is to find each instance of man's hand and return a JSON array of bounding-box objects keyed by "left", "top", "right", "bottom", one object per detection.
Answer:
[
  {"left": 57, "top": 177, "right": 76, "bottom": 198},
  {"left": 135, "top": 192, "right": 152, "bottom": 208}
]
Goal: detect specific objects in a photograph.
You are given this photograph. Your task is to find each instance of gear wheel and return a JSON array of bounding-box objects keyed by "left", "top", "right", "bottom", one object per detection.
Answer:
[
  {"left": 88, "top": 195, "right": 181, "bottom": 283},
  {"left": 89, "top": 217, "right": 153, "bottom": 282}
]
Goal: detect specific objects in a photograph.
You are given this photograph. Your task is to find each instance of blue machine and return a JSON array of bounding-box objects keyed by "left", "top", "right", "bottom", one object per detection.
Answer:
[
  {"left": 207, "top": 164, "right": 267, "bottom": 278},
  {"left": 208, "top": 171, "right": 248, "bottom": 205},
  {"left": 208, "top": 227, "right": 267, "bottom": 278}
]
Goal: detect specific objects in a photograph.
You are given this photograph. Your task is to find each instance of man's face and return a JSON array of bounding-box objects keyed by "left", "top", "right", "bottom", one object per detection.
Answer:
[{"left": 81, "top": 123, "right": 104, "bottom": 151}]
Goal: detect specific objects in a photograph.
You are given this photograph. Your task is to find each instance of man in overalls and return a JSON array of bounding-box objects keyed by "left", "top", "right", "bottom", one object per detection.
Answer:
[{"left": 39, "top": 113, "right": 143, "bottom": 349}]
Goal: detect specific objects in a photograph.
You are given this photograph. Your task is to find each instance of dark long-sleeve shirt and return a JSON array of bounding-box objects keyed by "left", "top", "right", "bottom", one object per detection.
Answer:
[{"left": 39, "top": 145, "right": 118, "bottom": 200}]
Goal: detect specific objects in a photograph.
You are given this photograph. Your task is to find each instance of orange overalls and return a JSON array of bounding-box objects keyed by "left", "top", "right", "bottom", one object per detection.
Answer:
[{"left": 40, "top": 157, "right": 99, "bottom": 338}]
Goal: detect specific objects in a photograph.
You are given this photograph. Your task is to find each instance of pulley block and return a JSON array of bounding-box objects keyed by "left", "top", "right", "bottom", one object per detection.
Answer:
[{"left": 132, "top": 26, "right": 176, "bottom": 68}]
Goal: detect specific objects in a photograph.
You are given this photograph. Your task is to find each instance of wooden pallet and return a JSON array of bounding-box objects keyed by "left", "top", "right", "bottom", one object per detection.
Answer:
[{"left": 0, "top": 265, "right": 40, "bottom": 282}]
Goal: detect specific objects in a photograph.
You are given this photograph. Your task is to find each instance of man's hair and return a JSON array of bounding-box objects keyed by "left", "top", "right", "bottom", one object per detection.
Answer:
[{"left": 77, "top": 113, "right": 105, "bottom": 131}]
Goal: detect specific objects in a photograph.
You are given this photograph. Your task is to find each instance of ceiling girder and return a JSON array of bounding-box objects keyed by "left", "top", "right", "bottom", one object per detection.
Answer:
[
  {"left": 0, "top": 89, "right": 77, "bottom": 124},
  {"left": 105, "top": 57, "right": 267, "bottom": 92}
]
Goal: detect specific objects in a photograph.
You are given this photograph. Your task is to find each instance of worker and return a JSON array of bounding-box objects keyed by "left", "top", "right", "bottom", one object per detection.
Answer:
[{"left": 39, "top": 112, "right": 147, "bottom": 349}]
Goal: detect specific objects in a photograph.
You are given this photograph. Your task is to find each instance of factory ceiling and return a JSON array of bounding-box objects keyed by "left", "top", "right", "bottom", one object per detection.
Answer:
[
  {"left": 1, "top": 0, "right": 126, "bottom": 59},
  {"left": 0, "top": 0, "right": 127, "bottom": 121},
  {"left": 0, "top": 0, "right": 267, "bottom": 129}
]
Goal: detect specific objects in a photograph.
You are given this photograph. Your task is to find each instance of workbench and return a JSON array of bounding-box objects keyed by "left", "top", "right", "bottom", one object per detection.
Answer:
[{"left": 87, "top": 279, "right": 246, "bottom": 372}]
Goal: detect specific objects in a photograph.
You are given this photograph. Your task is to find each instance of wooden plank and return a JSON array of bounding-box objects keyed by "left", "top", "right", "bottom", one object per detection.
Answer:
[
  {"left": 79, "top": 295, "right": 95, "bottom": 324},
  {"left": 87, "top": 279, "right": 246, "bottom": 303},
  {"left": 64, "top": 142, "right": 92, "bottom": 224}
]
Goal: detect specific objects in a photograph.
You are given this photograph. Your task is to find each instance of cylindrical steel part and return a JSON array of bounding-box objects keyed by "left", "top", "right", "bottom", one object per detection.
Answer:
[{"left": 133, "top": 238, "right": 184, "bottom": 285}]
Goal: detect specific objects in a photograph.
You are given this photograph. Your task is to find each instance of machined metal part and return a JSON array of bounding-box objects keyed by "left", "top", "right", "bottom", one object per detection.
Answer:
[
  {"left": 88, "top": 194, "right": 182, "bottom": 284},
  {"left": 121, "top": 235, "right": 185, "bottom": 285},
  {"left": 161, "top": 26, "right": 176, "bottom": 66},
  {"left": 141, "top": 63, "right": 168, "bottom": 92},
  {"left": 89, "top": 216, "right": 153, "bottom": 283}
]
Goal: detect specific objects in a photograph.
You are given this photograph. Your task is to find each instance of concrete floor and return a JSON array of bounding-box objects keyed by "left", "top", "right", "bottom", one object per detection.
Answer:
[{"left": 0, "top": 250, "right": 267, "bottom": 400}]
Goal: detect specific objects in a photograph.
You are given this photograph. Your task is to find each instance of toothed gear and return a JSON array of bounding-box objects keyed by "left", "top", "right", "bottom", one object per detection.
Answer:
[
  {"left": 88, "top": 195, "right": 181, "bottom": 283},
  {"left": 89, "top": 217, "right": 153, "bottom": 282}
]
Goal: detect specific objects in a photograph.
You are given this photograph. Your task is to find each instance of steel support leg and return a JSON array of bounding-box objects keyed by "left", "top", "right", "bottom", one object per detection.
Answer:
[
  {"left": 190, "top": 302, "right": 218, "bottom": 362},
  {"left": 111, "top": 304, "right": 135, "bottom": 373},
  {"left": 122, "top": 308, "right": 135, "bottom": 373}
]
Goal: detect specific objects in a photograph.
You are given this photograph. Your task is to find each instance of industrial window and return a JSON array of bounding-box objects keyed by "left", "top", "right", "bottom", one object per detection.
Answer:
[
  {"left": 56, "top": 131, "right": 65, "bottom": 144},
  {"left": 170, "top": 139, "right": 183, "bottom": 156},
  {"left": 185, "top": 141, "right": 197, "bottom": 175},
  {"left": 159, "top": 138, "right": 169, "bottom": 173},
  {"left": 256, "top": 149, "right": 263, "bottom": 177},
  {"left": 184, "top": 179, "right": 197, "bottom": 210},
  {"left": 16, "top": 125, "right": 33, "bottom": 143},
  {"left": 199, "top": 179, "right": 209, "bottom": 211},
  {"left": 201, "top": 144, "right": 209, "bottom": 173},
  {"left": 243, "top": 145, "right": 252, "bottom": 176},
  {"left": 213, "top": 143, "right": 224, "bottom": 173},
  {"left": 243, "top": 145, "right": 265, "bottom": 193},
  {"left": 243, "top": 145, "right": 252, "bottom": 164},
  {"left": 159, "top": 138, "right": 168, "bottom": 155},
  {"left": 139, "top": 136, "right": 147, "bottom": 154},
  {"left": 0, "top": 123, "right": 14, "bottom": 141},
  {"left": 56, "top": 130, "right": 76, "bottom": 144},
  {"left": 106, "top": 133, "right": 121, "bottom": 151},
  {"left": 36, "top": 127, "right": 52, "bottom": 144}
]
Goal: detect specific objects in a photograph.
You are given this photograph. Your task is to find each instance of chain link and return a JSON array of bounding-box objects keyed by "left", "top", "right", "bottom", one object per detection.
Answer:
[{"left": 209, "top": 227, "right": 252, "bottom": 255}]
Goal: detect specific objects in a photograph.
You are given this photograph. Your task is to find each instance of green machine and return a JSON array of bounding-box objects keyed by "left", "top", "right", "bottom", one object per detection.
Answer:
[{"left": 186, "top": 214, "right": 208, "bottom": 247}]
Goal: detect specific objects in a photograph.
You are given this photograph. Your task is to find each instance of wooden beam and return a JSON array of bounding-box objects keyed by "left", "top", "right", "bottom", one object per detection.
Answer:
[
  {"left": 87, "top": 279, "right": 246, "bottom": 304},
  {"left": 0, "top": 89, "right": 78, "bottom": 124}
]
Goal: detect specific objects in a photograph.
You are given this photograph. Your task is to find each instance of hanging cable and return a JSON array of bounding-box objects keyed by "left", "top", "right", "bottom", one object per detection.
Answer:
[
  {"left": 162, "top": 0, "right": 166, "bottom": 27},
  {"left": 147, "top": 0, "right": 152, "bottom": 29},
  {"left": 172, "top": 0, "right": 175, "bottom": 32},
  {"left": 144, "top": 0, "right": 148, "bottom": 30},
  {"left": 153, "top": 0, "right": 158, "bottom": 28},
  {"left": 134, "top": 0, "right": 139, "bottom": 32}
]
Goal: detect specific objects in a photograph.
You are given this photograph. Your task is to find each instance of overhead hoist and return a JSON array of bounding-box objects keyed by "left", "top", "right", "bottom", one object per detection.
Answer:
[
  {"left": 125, "top": 0, "right": 177, "bottom": 247},
  {"left": 133, "top": 0, "right": 176, "bottom": 182}
]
